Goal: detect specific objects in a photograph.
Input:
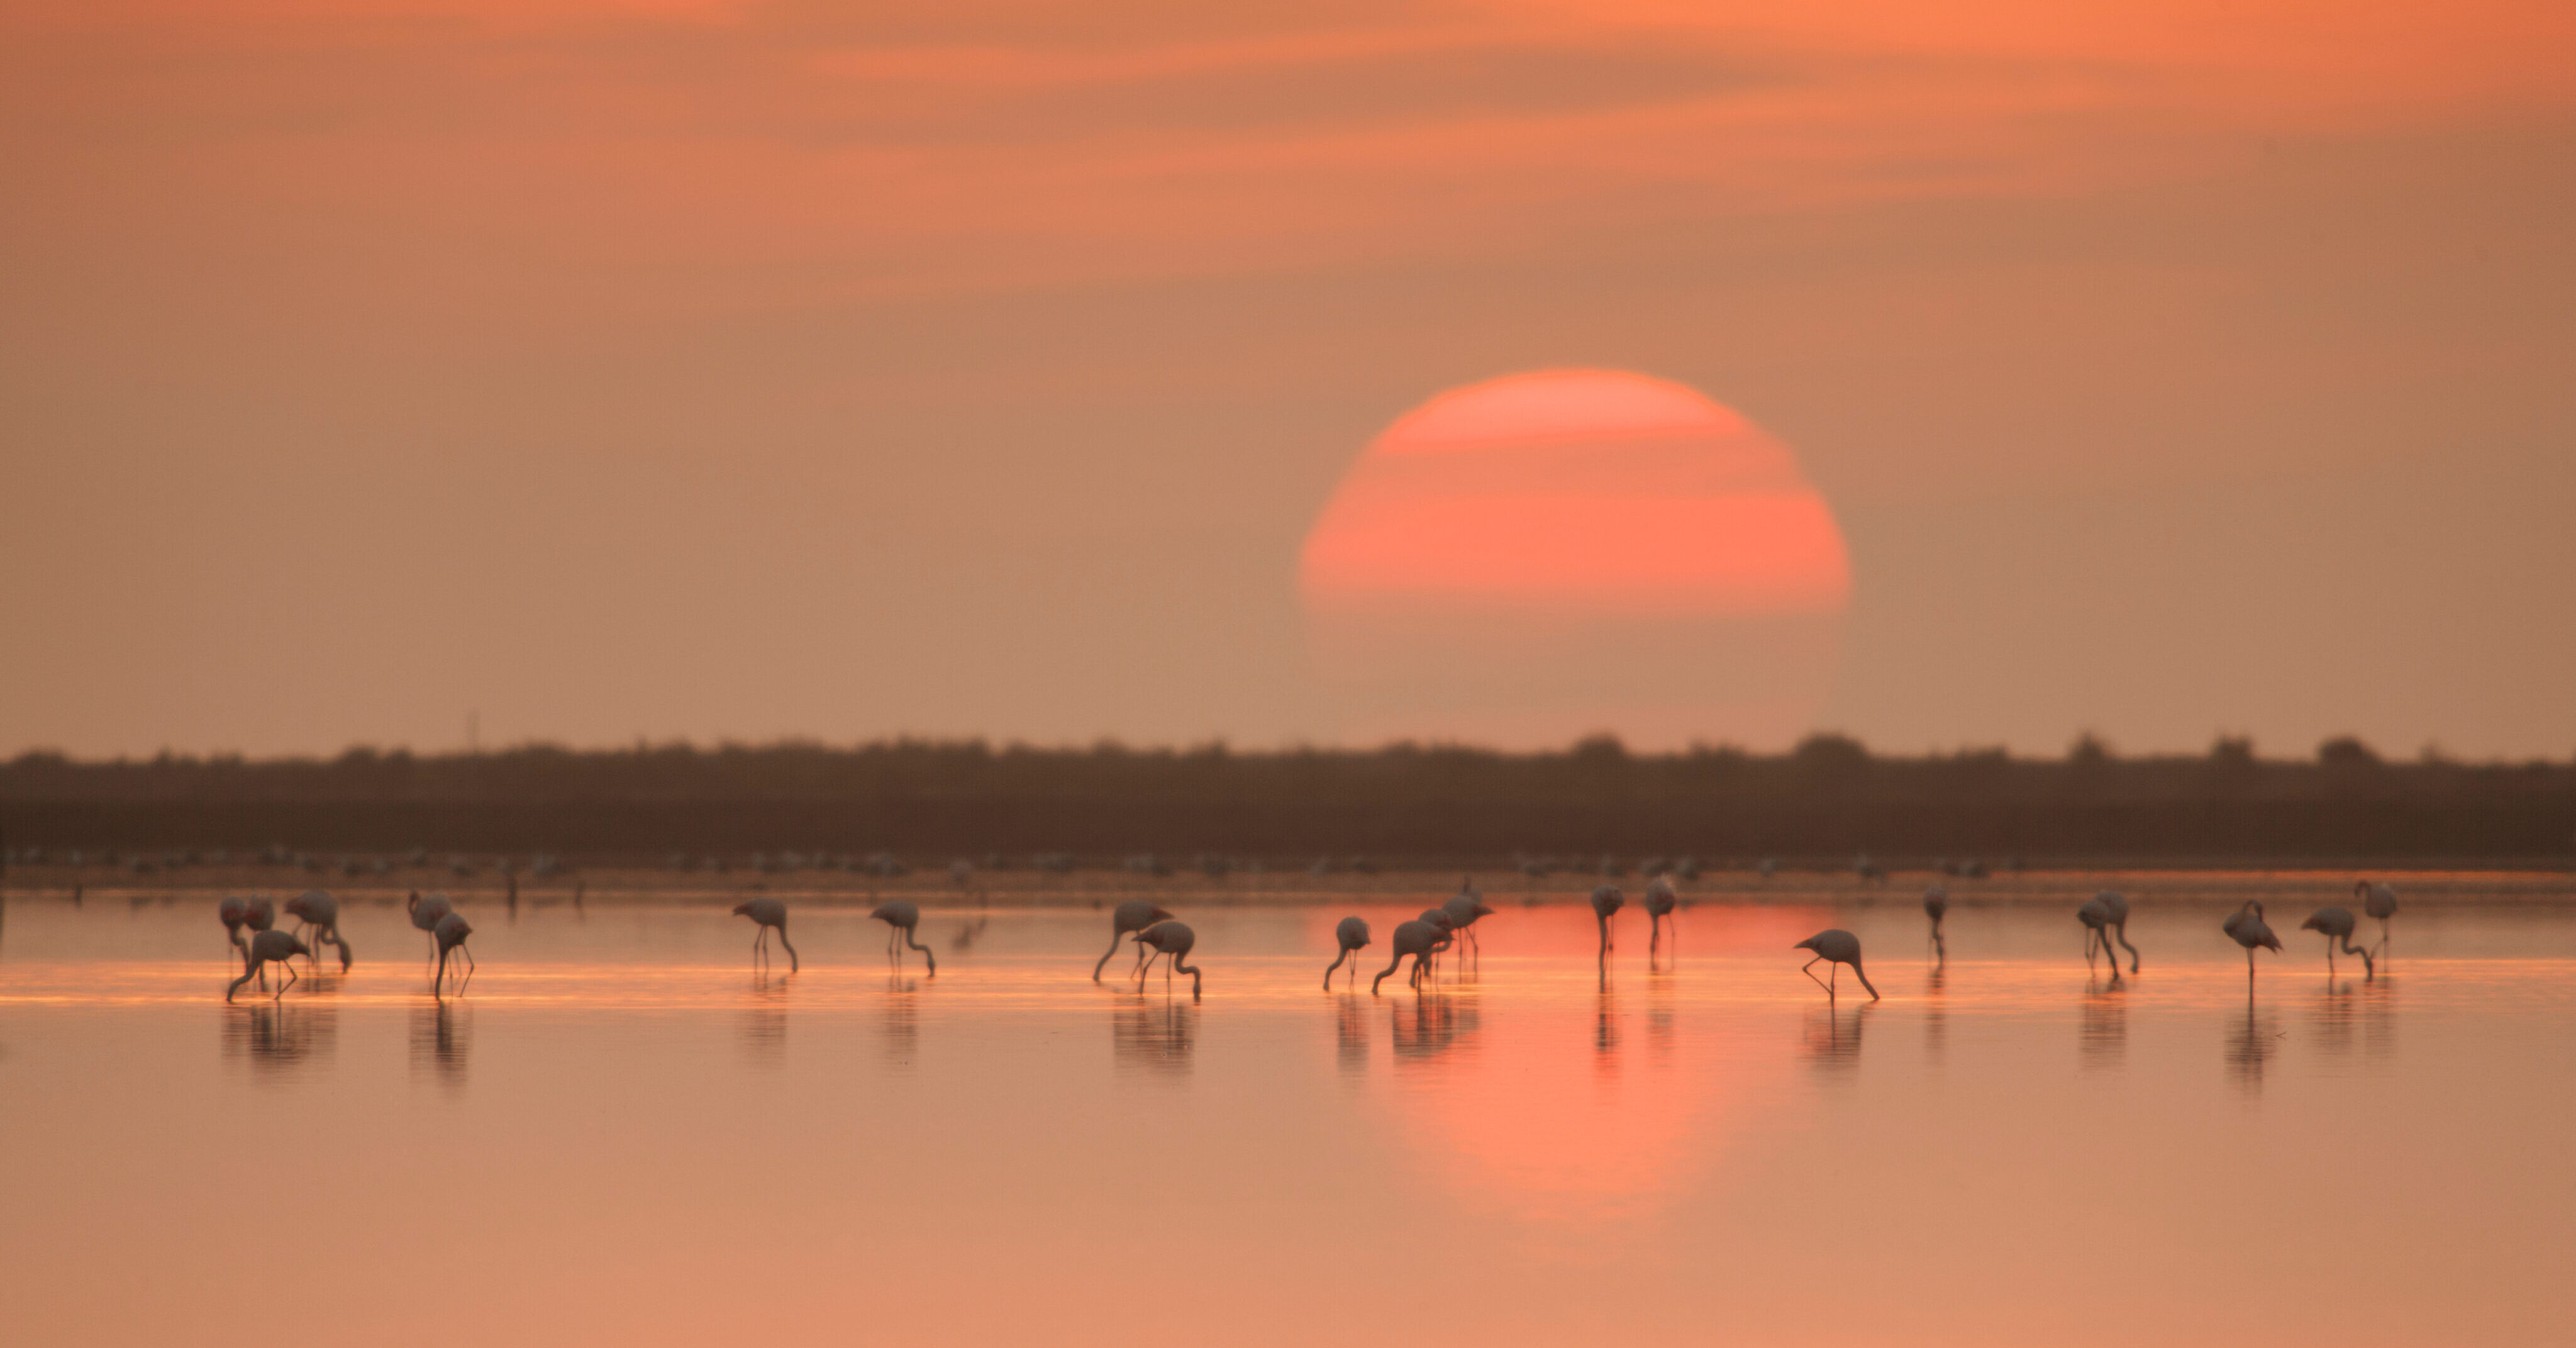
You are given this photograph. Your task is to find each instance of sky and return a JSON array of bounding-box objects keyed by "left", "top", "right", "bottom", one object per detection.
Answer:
[{"left": 3, "top": 0, "right": 2572, "bottom": 759}]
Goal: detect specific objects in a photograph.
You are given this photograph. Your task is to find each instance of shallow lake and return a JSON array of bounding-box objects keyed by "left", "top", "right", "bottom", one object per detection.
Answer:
[{"left": 4, "top": 878, "right": 2572, "bottom": 1345}]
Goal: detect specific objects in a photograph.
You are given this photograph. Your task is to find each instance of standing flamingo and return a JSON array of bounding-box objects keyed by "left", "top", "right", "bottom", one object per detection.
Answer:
[
  {"left": 1591, "top": 886, "right": 1624, "bottom": 966},
  {"left": 1133, "top": 921, "right": 1201, "bottom": 997},
  {"left": 1372, "top": 919, "right": 1441, "bottom": 994},
  {"left": 433, "top": 912, "right": 475, "bottom": 996},
  {"left": 1323, "top": 916, "right": 1370, "bottom": 990},
  {"left": 283, "top": 889, "right": 352, "bottom": 972},
  {"left": 2223, "top": 901, "right": 2280, "bottom": 984},
  {"left": 1794, "top": 929, "right": 1879, "bottom": 1001},
  {"left": 1094, "top": 901, "right": 1174, "bottom": 981},
  {"left": 218, "top": 896, "right": 250, "bottom": 971},
  {"left": 2356, "top": 881, "right": 2399, "bottom": 960},
  {"left": 1645, "top": 876, "right": 1679, "bottom": 957},
  {"left": 408, "top": 891, "right": 454, "bottom": 971},
  {"left": 2299, "top": 906, "right": 2375, "bottom": 978},
  {"left": 2097, "top": 891, "right": 2140, "bottom": 974},
  {"left": 226, "top": 929, "right": 311, "bottom": 1002},
  {"left": 1922, "top": 884, "right": 1948, "bottom": 959},
  {"left": 870, "top": 901, "right": 936, "bottom": 974},
  {"left": 1442, "top": 879, "right": 1496, "bottom": 962},
  {"left": 2077, "top": 895, "right": 2119, "bottom": 975},
  {"left": 732, "top": 896, "right": 799, "bottom": 972}
]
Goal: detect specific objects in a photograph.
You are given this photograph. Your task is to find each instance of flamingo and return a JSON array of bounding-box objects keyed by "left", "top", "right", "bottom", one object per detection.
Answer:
[
  {"left": 1323, "top": 916, "right": 1370, "bottom": 990},
  {"left": 408, "top": 891, "right": 454, "bottom": 972},
  {"left": 870, "top": 901, "right": 936, "bottom": 974},
  {"left": 2357, "top": 881, "right": 2399, "bottom": 959},
  {"left": 1372, "top": 918, "right": 1442, "bottom": 994},
  {"left": 240, "top": 898, "right": 278, "bottom": 989},
  {"left": 1133, "top": 921, "right": 1201, "bottom": 998},
  {"left": 2223, "top": 901, "right": 2280, "bottom": 983},
  {"left": 1093, "top": 900, "right": 1174, "bottom": 981},
  {"left": 226, "top": 929, "right": 310, "bottom": 1002},
  {"left": 1442, "top": 879, "right": 1496, "bottom": 962},
  {"left": 1922, "top": 884, "right": 1948, "bottom": 959},
  {"left": 2299, "top": 906, "right": 2375, "bottom": 978},
  {"left": 732, "top": 896, "right": 799, "bottom": 972},
  {"left": 218, "top": 896, "right": 250, "bottom": 970},
  {"left": 1793, "top": 928, "right": 1879, "bottom": 1001},
  {"left": 1591, "top": 886, "right": 1624, "bottom": 965},
  {"left": 283, "top": 889, "right": 352, "bottom": 972},
  {"left": 1415, "top": 908, "right": 1455, "bottom": 978},
  {"left": 433, "top": 912, "right": 475, "bottom": 996},
  {"left": 2077, "top": 895, "right": 2119, "bottom": 975},
  {"left": 1645, "top": 876, "right": 1679, "bottom": 957},
  {"left": 2097, "top": 891, "right": 2140, "bottom": 974}
]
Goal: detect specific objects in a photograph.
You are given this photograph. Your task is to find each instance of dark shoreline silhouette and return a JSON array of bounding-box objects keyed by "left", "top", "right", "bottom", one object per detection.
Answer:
[{"left": 2, "top": 733, "right": 2570, "bottom": 862}]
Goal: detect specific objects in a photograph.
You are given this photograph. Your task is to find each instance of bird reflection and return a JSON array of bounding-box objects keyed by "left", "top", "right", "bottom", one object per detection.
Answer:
[
  {"left": 2080, "top": 978, "right": 2128, "bottom": 1069},
  {"left": 1391, "top": 991, "right": 1477, "bottom": 1065},
  {"left": 1113, "top": 993, "right": 1196, "bottom": 1074},
  {"left": 740, "top": 971, "right": 790, "bottom": 1064},
  {"left": 408, "top": 998, "right": 471, "bottom": 1089},
  {"left": 881, "top": 974, "right": 921, "bottom": 1067},
  {"left": 2226, "top": 991, "right": 2284, "bottom": 1095},
  {"left": 1593, "top": 984, "right": 1621, "bottom": 1070},
  {"left": 1923, "top": 964, "right": 1948, "bottom": 1065},
  {"left": 1335, "top": 994, "right": 1369, "bottom": 1075},
  {"left": 1646, "top": 972, "right": 1675, "bottom": 1055},
  {"left": 2361, "top": 976, "right": 2399, "bottom": 1062},
  {"left": 1801, "top": 1004, "right": 1868, "bottom": 1075},
  {"left": 222, "top": 1001, "right": 338, "bottom": 1079}
]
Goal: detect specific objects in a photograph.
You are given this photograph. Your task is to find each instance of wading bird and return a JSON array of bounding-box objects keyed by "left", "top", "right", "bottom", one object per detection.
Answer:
[
  {"left": 732, "top": 896, "right": 799, "bottom": 972},
  {"left": 1416, "top": 908, "right": 1455, "bottom": 977},
  {"left": 2097, "top": 891, "right": 2140, "bottom": 974},
  {"left": 871, "top": 901, "right": 936, "bottom": 974},
  {"left": 2299, "top": 906, "right": 2375, "bottom": 978},
  {"left": 1923, "top": 884, "right": 1948, "bottom": 959},
  {"left": 2078, "top": 895, "right": 2120, "bottom": 976},
  {"left": 1373, "top": 918, "right": 1442, "bottom": 994},
  {"left": 433, "top": 912, "right": 475, "bottom": 996},
  {"left": 226, "top": 929, "right": 310, "bottom": 1002},
  {"left": 2223, "top": 901, "right": 2280, "bottom": 983},
  {"left": 408, "top": 891, "right": 454, "bottom": 971},
  {"left": 1133, "top": 920, "right": 1201, "bottom": 997},
  {"left": 1645, "top": 876, "right": 1679, "bottom": 956},
  {"left": 2357, "top": 881, "right": 2399, "bottom": 959},
  {"left": 1324, "top": 916, "right": 1370, "bottom": 990},
  {"left": 238, "top": 898, "right": 279, "bottom": 988},
  {"left": 284, "top": 889, "right": 352, "bottom": 972},
  {"left": 1094, "top": 901, "right": 1174, "bottom": 981},
  {"left": 1794, "top": 928, "right": 1879, "bottom": 1001},
  {"left": 1442, "top": 879, "right": 1496, "bottom": 962},
  {"left": 1591, "top": 886, "right": 1624, "bottom": 965},
  {"left": 219, "top": 896, "right": 250, "bottom": 970}
]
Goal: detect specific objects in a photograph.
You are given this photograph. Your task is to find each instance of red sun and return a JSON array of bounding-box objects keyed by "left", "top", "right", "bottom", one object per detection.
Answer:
[{"left": 1300, "top": 369, "right": 1850, "bottom": 750}]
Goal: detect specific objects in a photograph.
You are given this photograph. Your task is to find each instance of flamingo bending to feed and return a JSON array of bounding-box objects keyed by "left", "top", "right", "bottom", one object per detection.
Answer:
[
  {"left": 2299, "top": 906, "right": 2375, "bottom": 978},
  {"left": 408, "top": 891, "right": 454, "bottom": 971},
  {"left": 1442, "top": 879, "right": 1495, "bottom": 961},
  {"left": 433, "top": 912, "right": 475, "bottom": 996},
  {"left": 1645, "top": 877, "right": 1679, "bottom": 955},
  {"left": 1133, "top": 921, "right": 1202, "bottom": 997},
  {"left": 1094, "top": 901, "right": 1174, "bottom": 981},
  {"left": 284, "top": 889, "right": 352, "bottom": 972},
  {"left": 733, "top": 896, "right": 799, "bottom": 972},
  {"left": 1794, "top": 928, "right": 1879, "bottom": 1001},
  {"left": 1591, "top": 886, "right": 1624, "bottom": 964},
  {"left": 1372, "top": 919, "right": 1441, "bottom": 994},
  {"left": 219, "top": 896, "right": 250, "bottom": 970},
  {"left": 1324, "top": 916, "right": 1370, "bottom": 990},
  {"left": 2078, "top": 895, "right": 2120, "bottom": 975},
  {"left": 871, "top": 901, "right": 936, "bottom": 974},
  {"left": 226, "top": 929, "right": 311, "bottom": 1002}
]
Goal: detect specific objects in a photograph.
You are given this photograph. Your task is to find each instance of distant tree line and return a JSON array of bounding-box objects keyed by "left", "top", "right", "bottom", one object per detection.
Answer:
[{"left": 3, "top": 733, "right": 2570, "bottom": 863}]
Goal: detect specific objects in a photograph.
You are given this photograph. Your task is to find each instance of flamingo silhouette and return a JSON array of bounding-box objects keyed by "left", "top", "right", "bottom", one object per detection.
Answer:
[
  {"left": 1415, "top": 908, "right": 1455, "bottom": 978},
  {"left": 1591, "top": 886, "right": 1624, "bottom": 966},
  {"left": 241, "top": 898, "right": 278, "bottom": 989},
  {"left": 433, "top": 912, "right": 475, "bottom": 997},
  {"left": 1922, "top": 884, "right": 1948, "bottom": 959},
  {"left": 226, "top": 929, "right": 311, "bottom": 1002},
  {"left": 732, "top": 896, "right": 799, "bottom": 972},
  {"left": 871, "top": 901, "right": 936, "bottom": 974},
  {"left": 2356, "top": 881, "right": 2399, "bottom": 960},
  {"left": 408, "top": 891, "right": 454, "bottom": 972},
  {"left": 1094, "top": 900, "right": 1174, "bottom": 981},
  {"left": 1324, "top": 916, "right": 1370, "bottom": 990},
  {"left": 1372, "top": 918, "right": 1441, "bottom": 994},
  {"left": 1442, "top": 879, "right": 1495, "bottom": 963},
  {"left": 2299, "top": 906, "right": 2375, "bottom": 978},
  {"left": 2223, "top": 901, "right": 2280, "bottom": 985},
  {"left": 1794, "top": 928, "right": 1879, "bottom": 1000},
  {"left": 2097, "top": 891, "right": 2140, "bottom": 974},
  {"left": 2077, "top": 895, "right": 2120, "bottom": 976},
  {"left": 1645, "top": 876, "right": 1678, "bottom": 959},
  {"left": 218, "top": 896, "right": 250, "bottom": 971},
  {"left": 1133, "top": 920, "right": 1201, "bottom": 998},
  {"left": 284, "top": 889, "right": 352, "bottom": 972}
]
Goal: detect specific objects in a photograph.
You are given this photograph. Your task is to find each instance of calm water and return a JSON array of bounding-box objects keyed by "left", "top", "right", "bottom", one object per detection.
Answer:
[{"left": 4, "top": 881, "right": 2573, "bottom": 1346}]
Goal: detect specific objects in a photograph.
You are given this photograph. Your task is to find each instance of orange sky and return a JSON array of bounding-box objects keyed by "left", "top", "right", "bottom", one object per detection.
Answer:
[{"left": 3, "top": 1, "right": 2572, "bottom": 756}]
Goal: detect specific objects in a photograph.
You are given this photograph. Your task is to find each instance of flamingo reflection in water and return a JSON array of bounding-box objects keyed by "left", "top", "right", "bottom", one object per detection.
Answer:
[
  {"left": 1644, "top": 877, "right": 1678, "bottom": 963},
  {"left": 1793, "top": 929, "right": 1879, "bottom": 1001},
  {"left": 2299, "top": 906, "right": 2375, "bottom": 979}
]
